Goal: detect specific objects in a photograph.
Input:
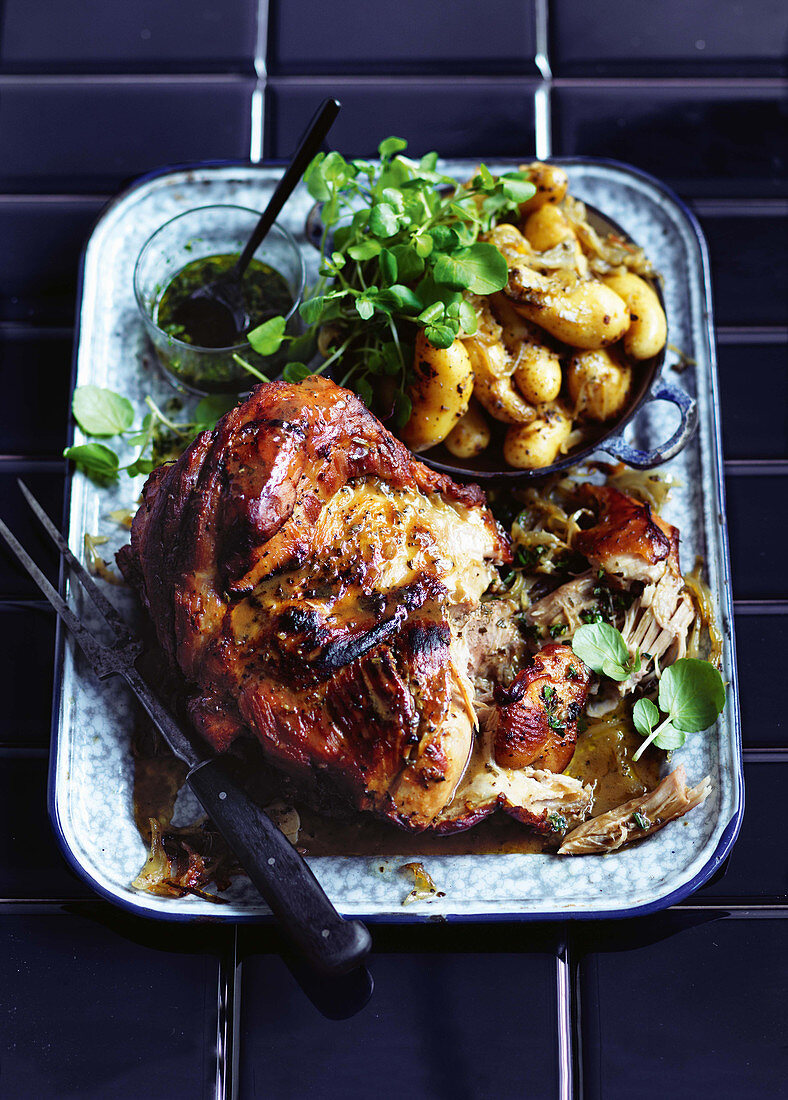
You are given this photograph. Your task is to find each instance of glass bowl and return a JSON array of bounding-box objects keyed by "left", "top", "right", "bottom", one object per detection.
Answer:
[{"left": 133, "top": 205, "right": 305, "bottom": 396}]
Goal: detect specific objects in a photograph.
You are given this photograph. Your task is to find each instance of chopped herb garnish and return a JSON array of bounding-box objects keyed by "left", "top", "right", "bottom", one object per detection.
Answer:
[
  {"left": 632, "top": 812, "right": 650, "bottom": 830},
  {"left": 516, "top": 544, "right": 548, "bottom": 570},
  {"left": 550, "top": 622, "right": 568, "bottom": 637},
  {"left": 520, "top": 622, "right": 544, "bottom": 643},
  {"left": 546, "top": 811, "right": 568, "bottom": 833},
  {"left": 580, "top": 607, "right": 605, "bottom": 625}
]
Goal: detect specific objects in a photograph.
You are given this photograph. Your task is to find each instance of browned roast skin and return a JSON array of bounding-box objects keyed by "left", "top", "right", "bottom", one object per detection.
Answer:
[
  {"left": 572, "top": 484, "right": 671, "bottom": 584},
  {"left": 491, "top": 643, "right": 591, "bottom": 772},
  {"left": 118, "top": 376, "right": 510, "bottom": 831}
]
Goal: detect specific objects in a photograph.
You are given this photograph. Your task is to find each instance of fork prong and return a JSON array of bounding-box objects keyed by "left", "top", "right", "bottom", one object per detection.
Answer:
[
  {"left": 17, "top": 478, "right": 131, "bottom": 639},
  {"left": 0, "top": 517, "right": 111, "bottom": 676}
]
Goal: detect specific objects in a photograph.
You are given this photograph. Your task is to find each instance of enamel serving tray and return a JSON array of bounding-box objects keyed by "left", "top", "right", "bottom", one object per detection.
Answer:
[{"left": 49, "top": 158, "right": 743, "bottom": 923}]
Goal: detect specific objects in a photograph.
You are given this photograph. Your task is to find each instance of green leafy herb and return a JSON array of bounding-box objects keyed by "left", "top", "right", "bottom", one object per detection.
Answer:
[
  {"left": 245, "top": 138, "right": 536, "bottom": 424},
  {"left": 64, "top": 385, "right": 237, "bottom": 484},
  {"left": 658, "top": 659, "right": 726, "bottom": 731},
  {"left": 631, "top": 658, "right": 726, "bottom": 761},
  {"left": 247, "top": 315, "right": 286, "bottom": 356},
  {"left": 515, "top": 544, "right": 547, "bottom": 570},
  {"left": 282, "top": 361, "right": 313, "bottom": 383},
  {"left": 72, "top": 385, "right": 134, "bottom": 437},
  {"left": 632, "top": 811, "right": 650, "bottom": 830},
  {"left": 63, "top": 442, "right": 120, "bottom": 482},
  {"left": 571, "top": 622, "right": 641, "bottom": 682}
]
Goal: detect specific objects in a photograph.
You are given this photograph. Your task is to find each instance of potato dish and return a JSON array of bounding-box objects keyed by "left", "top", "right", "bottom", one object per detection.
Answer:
[{"left": 401, "top": 162, "right": 667, "bottom": 470}]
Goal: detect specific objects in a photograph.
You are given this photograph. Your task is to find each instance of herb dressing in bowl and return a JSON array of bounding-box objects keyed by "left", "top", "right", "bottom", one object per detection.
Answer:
[{"left": 133, "top": 206, "right": 305, "bottom": 396}]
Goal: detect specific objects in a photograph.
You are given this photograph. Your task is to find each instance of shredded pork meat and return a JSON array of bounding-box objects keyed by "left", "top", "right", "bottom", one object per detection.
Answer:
[
  {"left": 526, "top": 572, "right": 596, "bottom": 632},
  {"left": 558, "top": 765, "right": 711, "bottom": 854}
]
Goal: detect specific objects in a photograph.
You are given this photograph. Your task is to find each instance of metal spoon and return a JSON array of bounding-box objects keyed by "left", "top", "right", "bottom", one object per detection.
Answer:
[{"left": 170, "top": 96, "right": 341, "bottom": 348}]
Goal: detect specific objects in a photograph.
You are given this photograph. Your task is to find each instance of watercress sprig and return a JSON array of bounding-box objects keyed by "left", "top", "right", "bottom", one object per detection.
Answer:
[
  {"left": 247, "top": 137, "right": 536, "bottom": 425},
  {"left": 571, "top": 622, "right": 641, "bottom": 682},
  {"left": 571, "top": 622, "right": 726, "bottom": 760},
  {"left": 631, "top": 659, "right": 726, "bottom": 761},
  {"left": 64, "top": 384, "right": 235, "bottom": 483}
]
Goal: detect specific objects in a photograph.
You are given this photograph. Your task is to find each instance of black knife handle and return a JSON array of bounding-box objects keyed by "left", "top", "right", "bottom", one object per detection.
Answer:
[{"left": 187, "top": 758, "right": 371, "bottom": 975}]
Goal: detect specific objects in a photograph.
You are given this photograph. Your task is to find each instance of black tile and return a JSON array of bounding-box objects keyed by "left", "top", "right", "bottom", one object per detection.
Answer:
[
  {"left": 718, "top": 341, "right": 788, "bottom": 460},
  {"left": 0, "top": 0, "right": 257, "bottom": 74},
  {"left": 553, "top": 86, "right": 787, "bottom": 198},
  {"left": 0, "top": 465, "right": 64, "bottom": 599},
  {"left": 0, "top": 198, "right": 105, "bottom": 323},
  {"left": 0, "top": 328, "right": 73, "bottom": 455},
  {"left": 734, "top": 614, "right": 788, "bottom": 748},
  {"left": 692, "top": 761, "right": 788, "bottom": 901},
  {"left": 266, "top": 80, "right": 537, "bottom": 160},
  {"left": 0, "top": 908, "right": 225, "bottom": 1098},
  {"left": 701, "top": 215, "right": 788, "bottom": 327},
  {"left": 0, "top": 79, "right": 254, "bottom": 194},
  {"left": 268, "top": 0, "right": 537, "bottom": 75},
  {"left": 725, "top": 474, "right": 788, "bottom": 599},
  {"left": 239, "top": 924, "right": 559, "bottom": 1099},
  {"left": 0, "top": 607, "right": 56, "bottom": 746},
  {"left": 0, "top": 756, "right": 91, "bottom": 897},
  {"left": 575, "top": 912, "right": 788, "bottom": 1099},
  {"left": 551, "top": 0, "right": 788, "bottom": 76}
]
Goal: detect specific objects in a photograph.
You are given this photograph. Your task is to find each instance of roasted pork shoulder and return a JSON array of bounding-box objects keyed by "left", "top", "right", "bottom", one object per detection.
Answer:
[{"left": 121, "top": 377, "right": 589, "bottom": 832}]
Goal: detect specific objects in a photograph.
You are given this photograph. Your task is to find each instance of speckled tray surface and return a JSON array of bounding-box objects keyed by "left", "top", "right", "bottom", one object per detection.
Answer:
[{"left": 50, "top": 158, "right": 743, "bottom": 922}]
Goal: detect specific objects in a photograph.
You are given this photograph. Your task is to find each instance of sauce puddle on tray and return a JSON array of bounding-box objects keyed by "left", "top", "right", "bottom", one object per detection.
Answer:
[
  {"left": 296, "top": 709, "right": 660, "bottom": 856},
  {"left": 133, "top": 703, "right": 661, "bottom": 865}
]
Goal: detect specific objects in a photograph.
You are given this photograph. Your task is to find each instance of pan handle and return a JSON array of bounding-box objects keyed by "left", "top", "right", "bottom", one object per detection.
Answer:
[{"left": 600, "top": 381, "right": 698, "bottom": 469}]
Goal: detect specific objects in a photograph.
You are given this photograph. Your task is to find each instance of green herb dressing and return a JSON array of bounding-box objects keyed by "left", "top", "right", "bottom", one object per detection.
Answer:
[{"left": 156, "top": 253, "right": 293, "bottom": 349}]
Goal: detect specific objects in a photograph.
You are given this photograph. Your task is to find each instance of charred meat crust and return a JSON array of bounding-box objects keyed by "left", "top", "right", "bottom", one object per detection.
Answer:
[
  {"left": 118, "top": 377, "right": 509, "bottom": 832},
  {"left": 572, "top": 484, "right": 672, "bottom": 582},
  {"left": 490, "top": 643, "right": 591, "bottom": 773}
]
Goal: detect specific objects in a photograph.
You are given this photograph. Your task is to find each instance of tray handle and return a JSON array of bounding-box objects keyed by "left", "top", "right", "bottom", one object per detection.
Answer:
[{"left": 600, "top": 381, "right": 698, "bottom": 469}]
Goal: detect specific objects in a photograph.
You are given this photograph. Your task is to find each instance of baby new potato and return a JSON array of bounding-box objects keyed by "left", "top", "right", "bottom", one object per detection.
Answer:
[
  {"left": 506, "top": 265, "right": 630, "bottom": 349},
  {"left": 400, "top": 332, "right": 473, "bottom": 452},
  {"left": 503, "top": 401, "right": 572, "bottom": 470},
  {"left": 463, "top": 337, "right": 535, "bottom": 424},
  {"left": 514, "top": 343, "right": 563, "bottom": 406},
  {"left": 518, "top": 162, "right": 569, "bottom": 215},
  {"left": 602, "top": 273, "right": 667, "bottom": 360},
  {"left": 523, "top": 204, "right": 573, "bottom": 252},
  {"left": 444, "top": 402, "right": 491, "bottom": 459},
  {"left": 567, "top": 348, "right": 632, "bottom": 421}
]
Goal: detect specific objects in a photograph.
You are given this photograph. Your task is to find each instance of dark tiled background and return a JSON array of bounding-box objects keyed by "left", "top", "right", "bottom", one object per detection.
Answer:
[{"left": 0, "top": 1, "right": 786, "bottom": 1097}]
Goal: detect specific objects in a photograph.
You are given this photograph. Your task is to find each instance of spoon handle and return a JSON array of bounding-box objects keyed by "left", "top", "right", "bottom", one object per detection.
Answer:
[{"left": 236, "top": 96, "right": 341, "bottom": 277}]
